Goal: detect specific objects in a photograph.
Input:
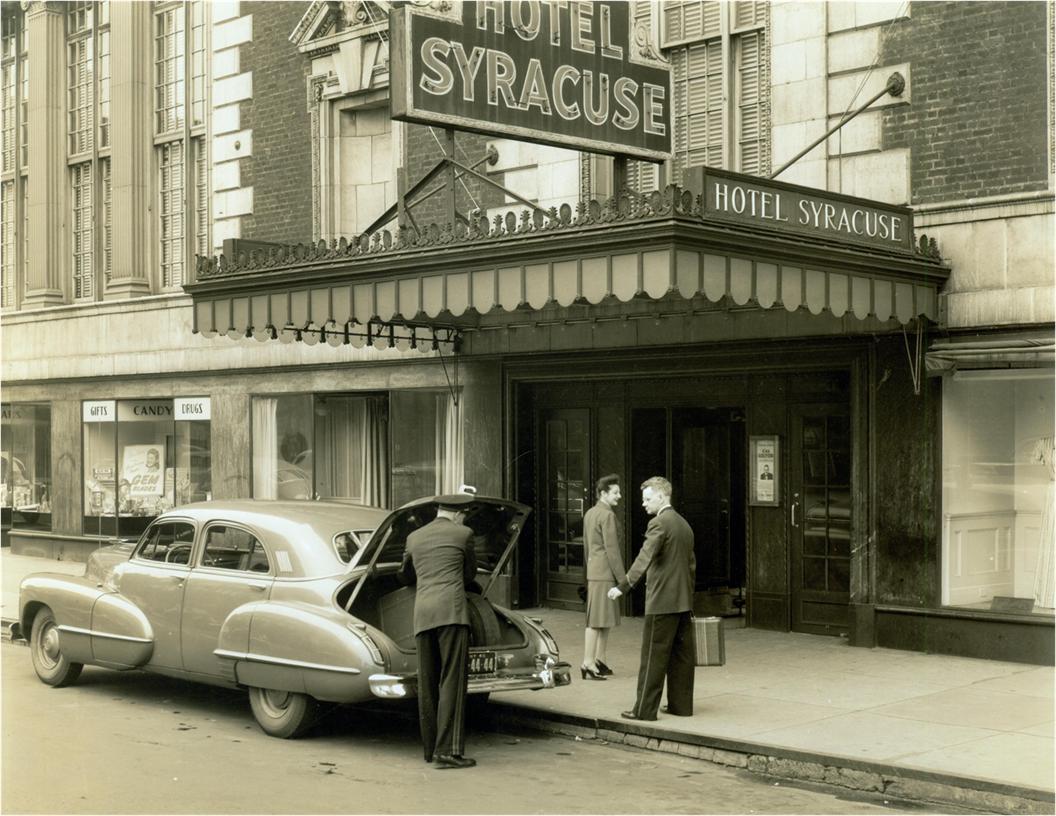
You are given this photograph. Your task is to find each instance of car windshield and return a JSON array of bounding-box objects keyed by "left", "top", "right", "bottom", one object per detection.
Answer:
[{"left": 333, "top": 529, "right": 374, "bottom": 564}]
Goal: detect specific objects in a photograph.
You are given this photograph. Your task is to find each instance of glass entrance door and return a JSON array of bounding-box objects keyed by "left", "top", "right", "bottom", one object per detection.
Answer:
[
  {"left": 790, "top": 406, "right": 852, "bottom": 635},
  {"left": 630, "top": 406, "right": 746, "bottom": 616},
  {"left": 542, "top": 409, "right": 590, "bottom": 609}
]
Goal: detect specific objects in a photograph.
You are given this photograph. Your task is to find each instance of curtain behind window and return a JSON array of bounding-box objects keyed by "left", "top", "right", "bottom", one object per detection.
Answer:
[
  {"left": 435, "top": 393, "right": 464, "bottom": 493},
  {"left": 251, "top": 398, "right": 277, "bottom": 499},
  {"left": 359, "top": 398, "right": 388, "bottom": 507}
]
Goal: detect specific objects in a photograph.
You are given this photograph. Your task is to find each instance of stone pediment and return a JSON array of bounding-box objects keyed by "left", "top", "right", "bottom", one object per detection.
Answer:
[{"left": 290, "top": 1, "right": 391, "bottom": 54}]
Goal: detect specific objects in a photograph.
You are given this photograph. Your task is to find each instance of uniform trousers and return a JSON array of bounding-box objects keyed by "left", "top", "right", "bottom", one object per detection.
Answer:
[
  {"left": 415, "top": 623, "right": 469, "bottom": 760},
  {"left": 632, "top": 611, "right": 695, "bottom": 719}
]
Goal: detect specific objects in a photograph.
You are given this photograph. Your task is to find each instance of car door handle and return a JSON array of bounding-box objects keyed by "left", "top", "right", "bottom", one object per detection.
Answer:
[{"left": 247, "top": 583, "right": 267, "bottom": 592}]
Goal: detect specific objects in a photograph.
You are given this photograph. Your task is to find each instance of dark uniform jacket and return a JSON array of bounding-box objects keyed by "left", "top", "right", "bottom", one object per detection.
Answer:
[
  {"left": 398, "top": 517, "right": 476, "bottom": 635},
  {"left": 617, "top": 506, "right": 695, "bottom": 615},
  {"left": 584, "top": 501, "right": 626, "bottom": 583}
]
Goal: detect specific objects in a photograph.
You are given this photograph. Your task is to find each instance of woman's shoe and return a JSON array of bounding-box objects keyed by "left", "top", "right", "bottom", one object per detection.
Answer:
[
  {"left": 580, "top": 666, "right": 607, "bottom": 680},
  {"left": 596, "top": 660, "right": 614, "bottom": 676}
]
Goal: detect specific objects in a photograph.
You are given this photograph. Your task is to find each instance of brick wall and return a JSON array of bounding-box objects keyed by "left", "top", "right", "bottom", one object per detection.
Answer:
[
  {"left": 881, "top": 1, "right": 1049, "bottom": 205},
  {"left": 240, "top": 1, "right": 312, "bottom": 243},
  {"left": 403, "top": 125, "right": 503, "bottom": 227}
]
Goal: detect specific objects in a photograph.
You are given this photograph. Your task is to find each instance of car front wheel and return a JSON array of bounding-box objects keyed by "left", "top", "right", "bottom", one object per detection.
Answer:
[
  {"left": 30, "top": 607, "right": 83, "bottom": 687},
  {"left": 248, "top": 687, "right": 320, "bottom": 738}
]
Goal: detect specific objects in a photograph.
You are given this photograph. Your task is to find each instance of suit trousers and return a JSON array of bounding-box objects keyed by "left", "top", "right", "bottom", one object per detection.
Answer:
[
  {"left": 415, "top": 623, "right": 470, "bottom": 760},
  {"left": 632, "top": 611, "right": 695, "bottom": 719}
]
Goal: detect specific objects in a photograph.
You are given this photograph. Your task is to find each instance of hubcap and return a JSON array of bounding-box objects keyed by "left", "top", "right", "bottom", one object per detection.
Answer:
[
  {"left": 39, "top": 624, "right": 60, "bottom": 668},
  {"left": 259, "top": 688, "right": 293, "bottom": 717}
]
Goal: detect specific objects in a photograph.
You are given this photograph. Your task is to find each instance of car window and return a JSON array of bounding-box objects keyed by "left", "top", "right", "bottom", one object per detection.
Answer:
[
  {"left": 135, "top": 522, "right": 195, "bottom": 565},
  {"left": 201, "top": 524, "right": 270, "bottom": 573},
  {"left": 333, "top": 529, "right": 374, "bottom": 563}
]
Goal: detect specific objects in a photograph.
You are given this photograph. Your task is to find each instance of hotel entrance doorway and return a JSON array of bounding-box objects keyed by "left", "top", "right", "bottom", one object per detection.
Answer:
[{"left": 629, "top": 407, "right": 747, "bottom": 617}]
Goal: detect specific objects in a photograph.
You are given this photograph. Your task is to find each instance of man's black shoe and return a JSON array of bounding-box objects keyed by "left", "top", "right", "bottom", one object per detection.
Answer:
[
  {"left": 435, "top": 754, "right": 476, "bottom": 769},
  {"left": 661, "top": 706, "right": 692, "bottom": 716},
  {"left": 620, "top": 710, "right": 657, "bottom": 721}
]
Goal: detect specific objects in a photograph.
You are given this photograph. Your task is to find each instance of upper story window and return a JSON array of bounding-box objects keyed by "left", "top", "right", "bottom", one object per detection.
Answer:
[
  {"left": 153, "top": 0, "right": 208, "bottom": 291},
  {"left": 1, "top": 8, "right": 27, "bottom": 310},
  {"left": 662, "top": 0, "right": 769, "bottom": 180},
  {"left": 66, "top": 1, "right": 111, "bottom": 302}
]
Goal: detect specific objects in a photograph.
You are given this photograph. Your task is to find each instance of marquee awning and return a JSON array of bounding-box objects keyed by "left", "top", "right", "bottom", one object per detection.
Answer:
[
  {"left": 926, "top": 334, "right": 1056, "bottom": 374},
  {"left": 185, "top": 184, "right": 949, "bottom": 351}
]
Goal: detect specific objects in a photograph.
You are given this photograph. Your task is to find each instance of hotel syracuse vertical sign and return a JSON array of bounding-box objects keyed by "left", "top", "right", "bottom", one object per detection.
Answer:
[{"left": 390, "top": 0, "right": 672, "bottom": 162}]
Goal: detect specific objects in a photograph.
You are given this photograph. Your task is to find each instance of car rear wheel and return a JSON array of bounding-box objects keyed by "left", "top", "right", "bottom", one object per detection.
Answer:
[
  {"left": 30, "top": 608, "right": 83, "bottom": 687},
  {"left": 248, "top": 687, "right": 320, "bottom": 738}
]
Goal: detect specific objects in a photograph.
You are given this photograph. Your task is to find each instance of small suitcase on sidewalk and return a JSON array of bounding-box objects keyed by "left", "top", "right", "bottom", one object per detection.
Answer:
[{"left": 692, "top": 616, "right": 725, "bottom": 666}]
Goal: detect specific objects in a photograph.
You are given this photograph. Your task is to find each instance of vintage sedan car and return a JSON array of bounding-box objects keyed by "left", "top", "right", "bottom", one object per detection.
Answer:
[{"left": 14, "top": 496, "right": 571, "bottom": 738}]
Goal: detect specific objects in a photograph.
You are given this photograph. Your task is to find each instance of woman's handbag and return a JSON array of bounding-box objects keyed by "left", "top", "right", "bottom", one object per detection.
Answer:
[{"left": 692, "top": 616, "right": 726, "bottom": 666}]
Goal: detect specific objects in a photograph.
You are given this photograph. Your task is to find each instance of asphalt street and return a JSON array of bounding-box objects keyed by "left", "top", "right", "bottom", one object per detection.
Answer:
[{"left": 1, "top": 642, "right": 960, "bottom": 815}]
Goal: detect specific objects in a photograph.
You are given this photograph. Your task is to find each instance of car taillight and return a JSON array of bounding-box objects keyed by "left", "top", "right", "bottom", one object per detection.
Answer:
[{"left": 347, "top": 622, "right": 384, "bottom": 665}]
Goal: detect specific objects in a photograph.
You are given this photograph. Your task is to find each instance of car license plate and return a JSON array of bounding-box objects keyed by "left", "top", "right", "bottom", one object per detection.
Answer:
[{"left": 468, "top": 650, "right": 496, "bottom": 675}]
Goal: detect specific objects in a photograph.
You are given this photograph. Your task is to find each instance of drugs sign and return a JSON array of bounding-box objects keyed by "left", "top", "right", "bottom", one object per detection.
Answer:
[{"left": 390, "top": 1, "right": 672, "bottom": 161}]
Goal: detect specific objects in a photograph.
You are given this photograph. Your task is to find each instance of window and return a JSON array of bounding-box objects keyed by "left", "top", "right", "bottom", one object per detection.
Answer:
[
  {"left": 1, "top": 403, "right": 52, "bottom": 535},
  {"left": 82, "top": 398, "right": 212, "bottom": 538},
  {"left": 66, "top": 1, "right": 111, "bottom": 301},
  {"left": 251, "top": 391, "right": 464, "bottom": 509},
  {"left": 135, "top": 520, "right": 195, "bottom": 564},
  {"left": 202, "top": 525, "right": 270, "bottom": 573},
  {"left": 1, "top": 7, "right": 26, "bottom": 309},
  {"left": 390, "top": 390, "right": 463, "bottom": 507},
  {"left": 154, "top": 0, "right": 208, "bottom": 289},
  {"left": 662, "top": 0, "right": 769, "bottom": 180},
  {"left": 941, "top": 370, "right": 1055, "bottom": 616}
]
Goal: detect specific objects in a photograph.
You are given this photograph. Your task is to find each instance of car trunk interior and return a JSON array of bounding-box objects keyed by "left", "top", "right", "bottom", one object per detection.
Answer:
[{"left": 335, "top": 567, "right": 529, "bottom": 652}]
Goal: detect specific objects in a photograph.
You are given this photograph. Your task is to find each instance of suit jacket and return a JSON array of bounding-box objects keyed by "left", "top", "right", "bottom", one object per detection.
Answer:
[
  {"left": 617, "top": 506, "right": 695, "bottom": 615},
  {"left": 398, "top": 517, "right": 476, "bottom": 635},
  {"left": 584, "top": 501, "right": 626, "bottom": 583}
]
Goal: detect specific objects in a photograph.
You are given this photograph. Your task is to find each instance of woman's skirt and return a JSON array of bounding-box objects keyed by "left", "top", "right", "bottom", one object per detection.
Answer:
[{"left": 585, "top": 579, "right": 621, "bottom": 628}]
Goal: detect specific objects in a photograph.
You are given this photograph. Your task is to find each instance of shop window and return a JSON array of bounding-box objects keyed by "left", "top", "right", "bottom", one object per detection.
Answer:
[
  {"left": 941, "top": 370, "right": 1055, "bottom": 615},
  {"left": 251, "top": 391, "right": 463, "bottom": 509},
  {"left": 1, "top": 403, "right": 52, "bottom": 536},
  {"left": 82, "top": 398, "right": 212, "bottom": 539},
  {"left": 251, "top": 394, "right": 314, "bottom": 500},
  {"left": 391, "top": 390, "right": 463, "bottom": 508}
]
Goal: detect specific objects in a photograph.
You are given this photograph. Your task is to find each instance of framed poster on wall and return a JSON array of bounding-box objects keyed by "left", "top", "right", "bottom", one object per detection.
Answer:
[{"left": 749, "top": 435, "right": 780, "bottom": 507}]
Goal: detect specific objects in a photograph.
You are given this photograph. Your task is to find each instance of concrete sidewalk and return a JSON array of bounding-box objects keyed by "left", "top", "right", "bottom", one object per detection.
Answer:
[
  {"left": 497, "top": 607, "right": 1054, "bottom": 813},
  {"left": 3, "top": 550, "right": 1053, "bottom": 813}
]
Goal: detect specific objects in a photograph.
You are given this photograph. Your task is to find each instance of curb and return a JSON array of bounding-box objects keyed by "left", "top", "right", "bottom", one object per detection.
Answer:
[{"left": 486, "top": 703, "right": 1056, "bottom": 816}]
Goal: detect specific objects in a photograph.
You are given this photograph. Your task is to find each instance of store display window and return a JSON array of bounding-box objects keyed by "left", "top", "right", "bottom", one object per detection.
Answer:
[
  {"left": 1, "top": 403, "right": 53, "bottom": 535},
  {"left": 83, "top": 398, "right": 212, "bottom": 538},
  {"left": 941, "top": 370, "right": 1055, "bottom": 616},
  {"left": 251, "top": 390, "right": 462, "bottom": 509}
]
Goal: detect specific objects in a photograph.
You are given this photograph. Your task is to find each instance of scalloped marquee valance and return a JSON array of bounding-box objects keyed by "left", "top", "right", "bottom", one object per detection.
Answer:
[{"left": 185, "top": 184, "right": 950, "bottom": 352}]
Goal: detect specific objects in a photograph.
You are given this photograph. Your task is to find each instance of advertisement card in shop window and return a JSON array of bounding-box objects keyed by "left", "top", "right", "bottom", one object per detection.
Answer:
[{"left": 123, "top": 444, "right": 165, "bottom": 498}]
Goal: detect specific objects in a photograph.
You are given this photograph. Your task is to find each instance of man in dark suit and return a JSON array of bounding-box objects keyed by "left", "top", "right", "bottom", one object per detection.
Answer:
[
  {"left": 608, "top": 476, "right": 696, "bottom": 721},
  {"left": 398, "top": 493, "right": 478, "bottom": 769}
]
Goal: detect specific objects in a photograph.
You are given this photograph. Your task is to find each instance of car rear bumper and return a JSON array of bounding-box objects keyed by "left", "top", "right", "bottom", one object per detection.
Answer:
[{"left": 369, "top": 658, "right": 573, "bottom": 699}]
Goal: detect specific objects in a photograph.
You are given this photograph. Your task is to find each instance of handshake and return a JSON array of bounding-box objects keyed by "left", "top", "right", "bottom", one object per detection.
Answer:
[{"left": 607, "top": 586, "right": 623, "bottom": 600}]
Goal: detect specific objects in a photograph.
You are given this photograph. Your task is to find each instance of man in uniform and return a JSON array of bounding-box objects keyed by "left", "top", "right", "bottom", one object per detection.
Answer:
[
  {"left": 398, "top": 493, "right": 478, "bottom": 769},
  {"left": 608, "top": 476, "right": 696, "bottom": 721}
]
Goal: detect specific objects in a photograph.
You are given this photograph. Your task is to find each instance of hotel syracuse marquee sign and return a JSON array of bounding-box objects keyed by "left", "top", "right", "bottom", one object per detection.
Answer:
[
  {"left": 390, "top": 0, "right": 672, "bottom": 161},
  {"left": 696, "top": 168, "right": 914, "bottom": 253}
]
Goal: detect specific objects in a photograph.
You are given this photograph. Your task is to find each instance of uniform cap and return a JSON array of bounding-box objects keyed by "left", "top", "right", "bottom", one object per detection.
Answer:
[{"left": 436, "top": 492, "right": 475, "bottom": 510}]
